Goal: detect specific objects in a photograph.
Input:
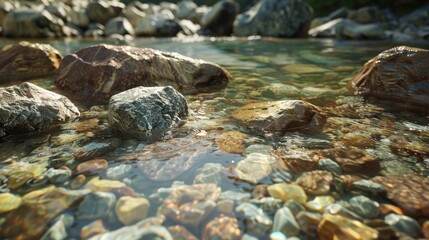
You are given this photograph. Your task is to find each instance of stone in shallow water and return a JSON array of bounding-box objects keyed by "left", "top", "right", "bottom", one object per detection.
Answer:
[
  {"left": 81, "top": 220, "right": 107, "bottom": 240},
  {"left": 384, "top": 213, "right": 422, "bottom": 238},
  {"left": 267, "top": 183, "right": 307, "bottom": 204},
  {"left": 285, "top": 199, "right": 306, "bottom": 216},
  {"left": 318, "top": 214, "right": 379, "bottom": 240},
  {"left": 55, "top": 44, "right": 232, "bottom": 98},
  {"left": 168, "top": 225, "right": 198, "bottom": 240},
  {"left": 318, "top": 158, "right": 342, "bottom": 175},
  {"left": 46, "top": 168, "right": 71, "bottom": 184},
  {"left": 73, "top": 138, "right": 122, "bottom": 162},
  {"left": 272, "top": 207, "right": 300, "bottom": 237},
  {"left": 0, "top": 186, "right": 88, "bottom": 239},
  {"left": 282, "top": 64, "right": 330, "bottom": 74},
  {"left": 294, "top": 170, "right": 333, "bottom": 195},
  {"left": 236, "top": 202, "right": 272, "bottom": 236},
  {"left": 243, "top": 144, "right": 273, "bottom": 156},
  {"left": 295, "top": 211, "right": 321, "bottom": 237},
  {"left": 372, "top": 174, "right": 429, "bottom": 217},
  {"left": 349, "top": 195, "right": 380, "bottom": 219},
  {"left": 0, "top": 82, "right": 80, "bottom": 139},
  {"left": 158, "top": 184, "right": 221, "bottom": 227},
  {"left": 215, "top": 130, "right": 248, "bottom": 154},
  {"left": 85, "top": 178, "right": 126, "bottom": 192},
  {"left": 106, "top": 164, "right": 133, "bottom": 180},
  {"left": 324, "top": 146, "right": 380, "bottom": 175},
  {"left": 115, "top": 196, "right": 150, "bottom": 225},
  {"left": 352, "top": 179, "right": 385, "bottom": 194},
  {"left": 0, "top": 41, "right": 62, "bottom": 82},
  {"left": 202, "top": 215, "right": 242, "bottom": 240},
  {"left": 250, "top": 197, "right": 283, "bottom": 216},
  {"left": 194, "top": 163, "right": 224, "bottom": 184},
  {"left": 0, "top": 193, "right": 21, "bottom": 214},
  {"left": 232, "top": 100, "right": 327, "bottom": 134},
  {"left": 90, "top": 225, "right": 173, "bottom": 240},
  {"left": 306, "top": 196, "right": 335, "bottom": 212},
  {"left": 275, "top": 148, "right": 319, "bottom": 173},
  {"left": 109, "top": 86, "right": 188, "bottom": 140},
  {"left": 77, "top": 192, "right": 116, "bottom": 220},
  {"left": 235, "top": 153, "right": 275, "bottom": 184},
  {"left": 325, "top": 203, "right": 363, "bottom": 221},
  {"left": 75, "top": 159, "right": 109, "bottom": 175},
  {"left": 40, "top": 214, "right": 73, "bottom": 240},
  {"left": 0, "top": 162, "right": 46, "bottom": 190}
]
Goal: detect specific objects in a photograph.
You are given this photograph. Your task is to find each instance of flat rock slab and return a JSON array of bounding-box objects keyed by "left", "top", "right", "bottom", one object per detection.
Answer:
[
  {"left": 0, "top": 41, "right": 62, "bottom": 82},
  {"left": 0, "top": 82, "right": 80, "bottom": 139},
  {"left": 55, "top": 44, "right": 232, "bottom": 98},
  {"left": 232, "top": 100, "right": 327, "bottom": 134},
  {"left": 352, "top": 46, "right": 429, "bottom": 107}
]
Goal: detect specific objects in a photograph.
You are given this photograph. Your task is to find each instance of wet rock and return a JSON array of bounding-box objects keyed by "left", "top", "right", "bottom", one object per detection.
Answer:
[
  {"left": 216, "top": 130, "right": 248, "bottom": 154},
  {"left": 0, "top": 161, "right": 46, "bottom": 190},
  {"left": 0, "top": 193, "right": 21, "bottom": 214},
  {"left": 384, "top": 214, "right": 421, "bottom": 238},
  {"left": 318, "top": 214, "right": 379, "bottom": 240},
  {"left": 295, "top": 211, "right": 321, "bottom": 237},
  {"left": 105, "top": 17, "right": 134, "bottom": 36},
  {"left": 306, "top": 196, "right": 335, "bottom": 212},
  {"left": 235, "top": 153, "right": 275, "bottom": 184},
  {"left": 3, "top": 8, "right": 66, "bottom": 37},
  {"left": 285, "top": 199, "right": 306, "bottom": 216},
  {"left": 372, "top": 174, "right": 429, "bottom": 217},
  {"left": 352, "top": 179, "right": 385, "bottom": 194},
  {"left": 109, "top": 86, "right": 188, "bottom": 140},
  {"left": 149, "top": 181, "right": 186, "bottom": 204},
  {"left": 267, "top": 183, "right": 307, "bottom": 204},
  {"left": 236, "top": 202, "right": 272, "bottom": 236},
  {"left": 219, "top": 190, "right": 251, "bottom": 204},
  {"left": 324, "top": 147, "right": 380, "bottom": 175},
  {"left": 90, "top": 225, "right": 173, "bottom": 240},
  {"left": 81, "top": 220, "right": 107, "bottom": 240},
  {"left": 106, "top": 164, "right": 132, "bottom": 180},
  {"left": 131, "top": 133, "right": 213, "bottom": 181},
  {"left": 0, "top": 186, "right": 88, "bottom": 239},
  {"left": 55, "top": 44, "right": 232, "bottom": 98},
  {"left": 158, "top": 184, "right": 221, "bottom": 227},
  {"left": 73, "top": 138, "right": 121, "bottom": 162},
  {"left": 168, "top": 225, "right": 198, "bottom": 240},
  {"left": 294, "top": 170, "right": 333, "bottom": 195},
  {"left": 46, "top": 168, "right": 71, "bottom": 184},
  {"left": 75, "top": 159, "right": 108, "bottom": 176},
  {"left": 250, "top": 197, "right": 283, "bottom": 216},
  {"left": 86, "top": 0, "right": 124, "bottom": 24},
  {"left": 309, "top": 18, "right": 386, "bottom": 39},
  {"left": 135, "top": 10, "right": 182, "bottom": 37},
  {"left": 272, "top": 207, "right": 300, "bottom": 237},
  {"left": 423, "top": 221, "right": 429, "bottom": 239},
  {"left": 318, "top": 158, "right": 342, "bottom": 175},
  {"left": 232, "top": 100, "right": 326, "bottom": 134},
  {"left": 325, "top": 203, "right": 363, "bottom": 221},
  {"left": 85, "top": 178, "right": 126, "bottom": 192},
  {"left": 201, "top": 0, "right": 239, "bottom": 36},
  {"left": 0, "top": 42, "right": 62, "bottom": 82},
  {"left": 41, "top": 214, "right": 73, "bottom": 240},
  {"left": 70, "top": 174, "right": 86, "bottom": 190},
  {"left": 202, "top": 215, "right": 241, "bottom": 240},
  {"left": 352, "top": 46, "right": 429, "bottom": 107},
  {"left": 0, "top": 82, "right": 79, "bottom": 139},
  {"left": 233, "top": 0, "right": 312, "bottom": 37},
  {"left": 194, "top": 163, "right": 224, "bottom": 184},
  {"left": 275, "top": 148, "right": 319, "bottom": 173},
  {"left": 115, "top": 196, "right": 150, "bottom": 225},
  {"left": 349, "top": 195, "right": 380, "bottom": 219},
  {"left": 77, "top": 192, "right": 116, "bottom": 220}
]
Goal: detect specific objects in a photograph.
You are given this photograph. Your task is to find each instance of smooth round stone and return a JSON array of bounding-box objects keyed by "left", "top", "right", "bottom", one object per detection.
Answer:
[
  {"left": 80, "top": 220, "right": 107, "bottom": 240},
  {"left": 272, "top": 207, "right": 300, "bottom": 237},
  {"left": 235, "top": 202, "right": 272, "bottom": 236},
  {"left": 267, "top": 183, "right": 307, "bottom": 204},
  {"left": 202, "top": 215, "right": 241, "bottom": 240},
  {"left": 215, "top": 131, "right": 248, "bottom": 154},
  {"left": 294, "top": 170, "right": 333, "bottom": 195},
  {"left": 318, "top": 158, "right": 342, "bottom": 175},
  {"left": 235, "top": 153, "right": 275, "bottom": 184},
  {"left": 194, "top": 163, "right": 224, "bottom": 185},
  {"left": 76, "top": 159, "right": 108, "bottom": 175},
  {"left": 243, "top": 144, "right": 273, "bottom": 156},
  {"left": 385, "top": 213, "right": 422, "bottom": 238},
  {"left": 85, "top": 178, "right": 126, "bottom": 192},
  {"left": 0, "top": 193, "right": 22, "bottom": 214},
  {"left": 306, "top": 196, "right": 335, "bottom": 212},
  {"left": 46, "top": 168, "right": 71, "bottom": 184},
  {"left": 106, "top": 164, "right": 133, "bottom": 180},
  {"left": 349, "top": 195, "right": 380, "bottom": 219},
  {"left": 115, "top": 196, "right": 150, "bottom": 225},
  {"left": 352, "top": 180, "right": 385, "bottom": 194},
  {"left": 270, "top": 232, "right": 287, "bottom": 240},
  {"left": 70, "top": 174, "right": 86, "bottom": 189},
  {"left": 77, "top": 192, "right": 116, "bottom": 220},
  {"left": 216, "top": 199, "right": 234, "bottom": 214}
]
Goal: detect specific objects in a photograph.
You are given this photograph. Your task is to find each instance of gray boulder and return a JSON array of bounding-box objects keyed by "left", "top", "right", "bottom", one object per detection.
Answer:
[
  {"left": 309, "top": 18, "right": 385, "bottom": 40},
  {"left": 0, "top": 82, "right": 80, "bottom": 139},
  {"left": 233, "top": 0, "right": 313, "bottom": 37},
  {"left": 175, "top": 0, "right": 197, "bottom": 19},
  {"left": 108, "top": 86, "right": 188, "bottom": 140},
  {"left": 201, "top": 0, "right": 239, "bottom": 36},
  {"left": 135, "top": 10, "right": 181, "bottom": 37},
  {"left": 86, "top": 0, "right": 125, "bottom": 25},
  {"left": 105, "top": 17, "right": 134, "bottom": 36},
  {"left": 3, "top": 8, "right": 66, "bottom": 38}
]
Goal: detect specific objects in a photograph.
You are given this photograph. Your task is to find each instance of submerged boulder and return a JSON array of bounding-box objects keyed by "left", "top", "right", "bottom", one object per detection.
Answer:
[
  {"left": 0, "top": 42, "right": 62, "bottom": 82},
  {"left": 55, "top": 44, "right": 232, "bottom": 98},
  {"left": 352, "top": 46, "right": 429, "bottom": 106},
  {"left": 233, "top": 0, "right": 312, "bottom": 37},
  {"left": 108, "top": 86, "right": 188, "bottom": 140},
  {"left": 3, "top": 8, "right": 66, "bottom": 38},
  {"left": 232, "top": 100, "right": 326, "bottom": 134},
  {"left": 0, "top": 82, "right": 80, "bottom": 139}
]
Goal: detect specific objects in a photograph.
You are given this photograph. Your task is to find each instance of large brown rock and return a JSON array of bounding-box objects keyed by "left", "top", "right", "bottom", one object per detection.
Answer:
[
  {"left": 372, "top": 174, "right": 429, "bottom": 217},
  {"left": 54, "top": 44, "right": 232, "bottom": 98},
  {"left": 352, "top": 46, "right": 429, "bottom": 106},
  {"left": 232, "top": 100, "right": 326, "bottom": 134},
  {"left": 318, "top": 214, "right": 378, "bottom": 240},
  {"left": 0, "top": 42, "right": 62, "bottom": 82}
]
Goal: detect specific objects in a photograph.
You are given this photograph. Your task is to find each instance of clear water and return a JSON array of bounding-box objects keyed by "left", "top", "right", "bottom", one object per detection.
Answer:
[{"left": 1, "top": 37, "right": 429, "bottom": 239}]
